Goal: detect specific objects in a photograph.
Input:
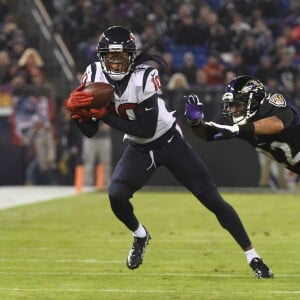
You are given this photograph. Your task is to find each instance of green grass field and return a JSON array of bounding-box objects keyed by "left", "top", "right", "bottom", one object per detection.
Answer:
[{"left": 0, "top": 190, "right": 299, "bottom": 299}]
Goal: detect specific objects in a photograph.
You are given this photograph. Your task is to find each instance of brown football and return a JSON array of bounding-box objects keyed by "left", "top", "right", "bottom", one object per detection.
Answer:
[{"left": 83, "top": 82, "right": 114, "bottom": 108}]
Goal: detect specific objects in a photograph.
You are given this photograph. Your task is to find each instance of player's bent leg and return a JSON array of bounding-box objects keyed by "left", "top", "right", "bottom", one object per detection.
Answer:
[
  {"left": 197, "top": 187, "right": 274, "bottom": 278},
  {"left": 196, "top": 186, "right": 252, "bottom": 249},
  {"left": 108, "top": 180, "right": 152, "bottom": 269},
  {"left": 108, "top": 180, "right": 139, "bottom": 231}
]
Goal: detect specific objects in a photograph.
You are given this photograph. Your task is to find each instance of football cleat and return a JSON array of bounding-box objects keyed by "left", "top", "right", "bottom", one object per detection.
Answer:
[
  {"left": 127, "top": 228, "right": 151, "bottom": 270},
  {"left": 250, "top": 257, "right": 274, "bottom": 279}
]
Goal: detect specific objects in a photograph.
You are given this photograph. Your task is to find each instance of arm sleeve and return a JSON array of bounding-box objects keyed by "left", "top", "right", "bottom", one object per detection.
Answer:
[
  {"left": 102, "top": 94, "right": 158, "bottom": 138},
  {"left": 191, "top": 120, "right": 222, "bottom": 141},
  {"left": 73, "top": 118, "right": 99, "bottom": 138},
  {"left": 274, "top": 107, "right": 298, "bottom": 128}
]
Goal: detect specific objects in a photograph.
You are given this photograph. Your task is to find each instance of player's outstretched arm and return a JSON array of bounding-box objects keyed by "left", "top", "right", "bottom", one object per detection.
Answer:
[{"left": 184, "top": 94, "right": 219, "bottom": 141}]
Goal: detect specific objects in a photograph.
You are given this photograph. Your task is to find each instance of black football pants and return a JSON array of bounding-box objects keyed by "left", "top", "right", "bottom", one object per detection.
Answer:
[{"left": 108, "top": 127, "right": 251, "bottom": 249}]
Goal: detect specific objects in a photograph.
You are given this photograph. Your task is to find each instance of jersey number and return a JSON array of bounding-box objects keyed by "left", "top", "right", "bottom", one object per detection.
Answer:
[
  {"left": 151, "top": 75, "right": 161, "bottom": 91},
  {"left": 271, "top": 141, "right": 300, "bottom": 166},
  {"left": 109, "top": 103, "right": 136, "bottom": 120}
]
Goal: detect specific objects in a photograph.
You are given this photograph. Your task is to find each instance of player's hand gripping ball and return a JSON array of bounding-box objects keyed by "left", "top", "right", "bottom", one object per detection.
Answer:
[
  {"left": 65, "top": 82, "right": 114, "bottom": 112},
  {"left": 83, "top": 82, "right": 114, "bottom": 108}
]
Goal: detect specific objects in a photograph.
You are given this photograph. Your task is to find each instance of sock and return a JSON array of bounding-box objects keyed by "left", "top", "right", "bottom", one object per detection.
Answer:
[
  {"left": 133, "top": 224, "right": 146, "bottom": 238},
  {"left": 245, "top": 248, "right": 261, "bottom": 264}
]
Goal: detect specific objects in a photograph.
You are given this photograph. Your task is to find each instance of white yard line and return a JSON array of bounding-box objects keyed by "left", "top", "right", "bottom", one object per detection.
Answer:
[
  {"left": 0, "top": 186, "right": 95, "bottom": 210},
  {"left": 0, "top": 271, "right": 299, "bottom": 278},
  {"left": 0, "top": 287, "right": 299, "bottom": 295}
]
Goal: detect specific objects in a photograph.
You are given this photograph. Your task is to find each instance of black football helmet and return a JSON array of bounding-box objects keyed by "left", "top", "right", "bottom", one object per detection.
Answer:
[
  {"left": 221, "top": 75, "right": 267, "bottom": 124},
  {"left": 97, "top": 26, "right": 137, "bottom": 81}
]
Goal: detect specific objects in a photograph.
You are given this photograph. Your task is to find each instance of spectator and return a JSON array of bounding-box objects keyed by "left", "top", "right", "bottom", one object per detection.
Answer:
[
  {"left": 0, "top": 14, "right": 19, "bottom": 51},
  {"left": 193, "top": 68, "right": 219, "bottom": 121},
  {"left": 251, "top": 17, "right": 273, "bottom": 54},
  {"left": 56, "top": 101, "right": 82, "bottom": 185},
  {"left": 158, "top": 52, "right": 177, "bottom": 87},
  {"left": 166, "top": 72, "right": 190, "bottom": 112},
  {"left": 225, "top": 51, "right": 249, "bottom": 76},
  {"left": 25, "top": 113, "right": 57, "bottom": 185},
  {"left": 240, "top": 35, "right": 261, "bottom": 74},
  {"left": 8, "top": 30, "right": 27, "bottom": 62},
  {"left": 194, "top": 68, "right": 208, "bottom": 87},
  {"left": 173, "top": 3, "right": 207, "bottom": 45},
  {"left": 0, "top": 50, "right": 11, "bottom": 84},
  {"left": 179, "top": 52, "right": 197, "bottom": 85},
  {"left": 276, "top": 48, "right": 299, "bottom": 92},
  {"left": 82, "top": 123, "right": 112, "bottom": 188},
  {"left": 271, "top": 36, "right": 290, "bottom": 65},
  {"left": 290, "top": 76, "right": 300, "bottom": 111},
  {"left": 75, "top": 32, "right": 99, "bottom": 74},
  {"left": 258, "top": 152, "right": 287, "bottom": 190},
  {"left": 0, "top": 0, "right": 9, "bottom": 24},
  {"left": 206, "top": 11, "right": 231, "bottom": 54},
  {"left": 255, "top": 55, "right": 277, "bottom": 83},
  {"left": 224, "top": 70, "right": 237, "bottom": 84},
  {"left": 201, "top": 53, "right": 225, "bottom": 86},
  {"left": 228, "top": 12, "right": 251, "bottom": 49},
  {"left": 140, "top": 20, "right": 164, "bottom": 53},
  {"left": 18, "top": 48, "right": 44, "bottom": 84},
  {"left": 167, "top": 72, "right": 190, "bottom": 90}
]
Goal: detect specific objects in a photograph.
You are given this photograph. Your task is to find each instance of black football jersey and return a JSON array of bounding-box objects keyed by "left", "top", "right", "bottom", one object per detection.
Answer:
[{"left": 240, "top": 94, "right": 300, "bottom": 173}]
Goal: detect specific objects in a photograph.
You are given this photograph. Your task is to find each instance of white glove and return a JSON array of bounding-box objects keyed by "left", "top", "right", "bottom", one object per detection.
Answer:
[{"left": 205, "top": 121, "right": 239, "bottom": 137}]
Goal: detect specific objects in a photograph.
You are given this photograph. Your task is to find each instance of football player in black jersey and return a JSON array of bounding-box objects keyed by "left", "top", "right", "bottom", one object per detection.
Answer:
[
  {"left": 65, "top": 27, "right": 273, "bottom": 278},
  {"left": 185, "top": 75, "right": 300, "bottom": 175}
]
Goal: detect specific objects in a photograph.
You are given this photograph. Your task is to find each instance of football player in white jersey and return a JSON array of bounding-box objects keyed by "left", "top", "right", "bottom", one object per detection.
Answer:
[{"left": 65, "top": 26, "right": 273, "bottom": 278}]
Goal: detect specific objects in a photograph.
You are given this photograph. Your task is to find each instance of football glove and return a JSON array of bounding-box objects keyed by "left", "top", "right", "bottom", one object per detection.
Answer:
[
  {"left": 205, "top": 121, "right": 239, "bottom": 138},
  {"left": 71, "top": 107, "right": 107, "bottom": 123},
  {"left": 65, "top": 84, "right": 93, "bottom": 111},
  {"left": 184, "top": 94, "right": 204, "bottom": 126}
]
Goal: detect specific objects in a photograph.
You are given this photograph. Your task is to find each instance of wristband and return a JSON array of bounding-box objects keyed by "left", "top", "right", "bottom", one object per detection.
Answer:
[{"left": 238, "top": 123, "right": 255, "bottom": 136}]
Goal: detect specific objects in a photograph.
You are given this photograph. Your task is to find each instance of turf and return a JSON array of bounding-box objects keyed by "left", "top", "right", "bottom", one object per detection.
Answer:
[{"left": 0, "top": 191, "right": 299, "bottom": 299}]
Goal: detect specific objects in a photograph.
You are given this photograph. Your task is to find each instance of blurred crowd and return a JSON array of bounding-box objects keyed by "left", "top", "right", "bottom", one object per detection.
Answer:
[
  {"left": 0, "top": 0, "right": 81, "bottom": 186},
  {"left": 1, "top": 0, "right": 300, "bottom": 187},
  {"left": 42, "top": 0, "right": 300, "bottom": 100}
]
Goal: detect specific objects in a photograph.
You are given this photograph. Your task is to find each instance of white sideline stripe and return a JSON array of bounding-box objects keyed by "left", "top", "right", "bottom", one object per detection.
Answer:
[
  {"left": 0, "top": 271, "right": 299, "bottom": 278},
  {"left": 0, "top": 186, "right": 96, "bottom": 210},
  {"left": 0, "top": 288, "right": 299, "bottom": 294}
]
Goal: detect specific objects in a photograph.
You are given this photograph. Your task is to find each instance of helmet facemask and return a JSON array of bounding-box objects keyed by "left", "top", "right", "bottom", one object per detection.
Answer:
[
  {"left": 222, "top": 92, "right": 259, "bottom": 125},
  {"left": 98, "top": 48, "right": 136, "bottom": 81}
]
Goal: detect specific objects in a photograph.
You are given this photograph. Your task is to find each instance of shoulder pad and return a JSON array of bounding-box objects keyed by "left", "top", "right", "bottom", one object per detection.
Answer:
[{"left": 269, "top": 93, "right": 286, "bottom": 107}]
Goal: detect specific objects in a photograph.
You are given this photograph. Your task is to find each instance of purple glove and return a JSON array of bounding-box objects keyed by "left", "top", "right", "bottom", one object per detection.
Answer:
[{"left": 184, "top": 95, "right": 204, "bottom": 126}]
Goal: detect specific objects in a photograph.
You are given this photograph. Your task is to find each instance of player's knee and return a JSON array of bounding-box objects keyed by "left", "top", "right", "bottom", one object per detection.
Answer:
[
  {"left": 108, "top": 180, "right": 132, "bottom": 205},
  {"left": 197, "top": 185, "right": 225, "bottom": 212}
]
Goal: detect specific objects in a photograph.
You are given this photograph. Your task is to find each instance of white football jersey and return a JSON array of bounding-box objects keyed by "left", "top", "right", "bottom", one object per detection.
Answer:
[{"left": 82, "top": 62, "right": 176, "bottom": 144}]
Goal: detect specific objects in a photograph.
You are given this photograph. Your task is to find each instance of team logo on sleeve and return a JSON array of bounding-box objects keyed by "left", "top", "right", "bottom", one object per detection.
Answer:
[{"left": 269, "top": 93, "right": 286, "bottom": 107}]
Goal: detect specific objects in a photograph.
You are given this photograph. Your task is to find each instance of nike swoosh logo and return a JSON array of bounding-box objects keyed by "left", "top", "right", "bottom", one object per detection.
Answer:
[
  {"left": 167, "top": 135, "right": 174, "bottom": 143},
  {"left": 145, "top": 107, "right": 154, "bottom": 111}
]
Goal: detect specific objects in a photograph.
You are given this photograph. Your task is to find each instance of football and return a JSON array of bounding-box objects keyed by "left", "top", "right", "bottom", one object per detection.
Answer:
[{"left": 83, "top": 82, "right": 114, "bottom": 108}]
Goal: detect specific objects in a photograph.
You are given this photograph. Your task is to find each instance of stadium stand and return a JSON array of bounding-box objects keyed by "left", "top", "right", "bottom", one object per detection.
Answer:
[{"left": 1, "top": 0, "right": 299, "bottom": 188}]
